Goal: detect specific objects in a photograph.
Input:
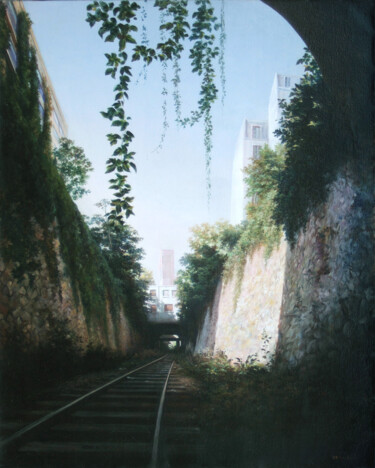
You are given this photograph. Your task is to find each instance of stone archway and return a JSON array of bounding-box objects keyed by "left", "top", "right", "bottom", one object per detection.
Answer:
[{"left": 262, "top": 0, "right": 373, "bottom": 165}]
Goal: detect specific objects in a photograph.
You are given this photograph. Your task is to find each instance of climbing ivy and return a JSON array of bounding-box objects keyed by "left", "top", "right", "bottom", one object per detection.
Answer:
[
  {"left": 219, "top": 0, "right": 226, "bottom": 105},
  {"left": 0, "top": 7, "right": 147, "bottom": 336},
  {"left": 86, "top": 0, "right": 225, "bottom": 221},
  {"left": 0, "top": 8, "right": 57, "bottom": 281}
]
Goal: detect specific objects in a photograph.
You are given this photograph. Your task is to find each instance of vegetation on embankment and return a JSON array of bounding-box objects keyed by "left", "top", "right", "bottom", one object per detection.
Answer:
[
  {"left": 0, "top": 7, "right": 148, "bottom": 340},
  {"left": 178, "top": 352, "right": 373, "bottom": 468},
  {"left": 177, "top": 143, "right": 285, "bottom": 345},
  {"left": 273, "top": 49, "right": 350, "bottom": 243}
]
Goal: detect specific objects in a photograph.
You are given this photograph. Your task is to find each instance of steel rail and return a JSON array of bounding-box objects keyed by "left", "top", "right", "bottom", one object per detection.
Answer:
[
  {"left": 149, "top": 360, "right": 174, "bottom": 468},
  {"left": 0, "top": 354, "right": 168, "bottom": 451}
]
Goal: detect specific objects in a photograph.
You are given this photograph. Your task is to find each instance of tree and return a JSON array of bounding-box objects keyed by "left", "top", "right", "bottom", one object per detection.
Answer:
[
  {"left": 139, "top": 268, "right": 154, "bottom": 286},
  {"left": 53, "top": 138, "right": 93, "bottom": 200},
  {"left": 244, "top": 144, "right": 285, "bottom": 202},
  {"left": 224, "top": 145, "right": 285, "bottom": 277},
  {"left": 89, "top": 216, "right": 148, "bottom": 328},
  {"left": 177, "top": 221, "right": 241, "bottom": 344}
]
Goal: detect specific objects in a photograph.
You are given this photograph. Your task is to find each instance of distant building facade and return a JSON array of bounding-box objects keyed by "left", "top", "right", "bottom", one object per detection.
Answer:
[
  {"left": 160, "top": 249, "right": 175, "bottom": 287},
  {"left": 230, "top": 73, "right": 300, "bottom": 224},
  {"left": 147, "top": 284, "right": 179, "bottom": 318},
  {"left": 230, "top": 120, "right": 268, "bottom": 225},
  {"left": 4, "top": 0, "right": 68, "bottom": 147},
  {"left": 148, "top": 250, "right": 179, "bottom": 319}
]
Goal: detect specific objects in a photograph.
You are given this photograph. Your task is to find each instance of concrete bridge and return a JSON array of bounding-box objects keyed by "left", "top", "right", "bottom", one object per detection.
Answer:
[{"left": 147, "top": 311, "right": 183, "bottom": 348}]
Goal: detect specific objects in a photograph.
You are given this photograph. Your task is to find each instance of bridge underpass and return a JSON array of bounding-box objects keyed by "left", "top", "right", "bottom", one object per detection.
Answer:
[{"left": 147, "top": 311, "right": 184, "bottom": 349}]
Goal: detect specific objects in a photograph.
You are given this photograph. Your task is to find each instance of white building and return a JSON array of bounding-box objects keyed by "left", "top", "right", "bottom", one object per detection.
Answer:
[
  {"left": 147, "top": 250, "right": 179, "bottom": 320},
  {"left": 148, "top": 284, "right": 179, "bottom": 320},
  {"left": 230, "top": 119, "right": 268, "bottom": 225},
  {"left": 230, "top": 73, "right": 300, "bottom": 225},
  {"left": 268, "top": 73, "right": 300, "bottom": 149}
]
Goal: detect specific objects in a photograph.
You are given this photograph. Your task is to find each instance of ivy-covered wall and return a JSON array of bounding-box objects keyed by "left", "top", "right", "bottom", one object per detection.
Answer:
[
  {"left": 0, "top": 229, "right": 138, "bottom": 353},
  {"left": 0, "top": 7, "right": 141, "bottom": 355}
]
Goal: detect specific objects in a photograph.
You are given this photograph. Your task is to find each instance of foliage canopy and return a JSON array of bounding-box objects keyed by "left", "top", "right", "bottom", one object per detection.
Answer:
[
  {"left": 89, "top": 216, "right": 149, "bottom": 329},
  {"left": 273, "top": 49, "right": 344, "bottom": 242}
]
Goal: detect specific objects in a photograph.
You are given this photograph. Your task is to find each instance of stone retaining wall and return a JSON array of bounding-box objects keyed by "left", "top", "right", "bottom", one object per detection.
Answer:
[
  {"left": 277, "top": 170, "right": 374, "bottom": 367},
  {"left": 195, "top": 242, "right": 287, "bottom": 362},
  {"left": 195, "top": 169, "right": 374, "bottom": 369}
]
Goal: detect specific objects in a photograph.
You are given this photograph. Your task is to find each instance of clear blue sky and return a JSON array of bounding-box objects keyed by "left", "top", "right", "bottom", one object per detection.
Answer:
[{"left": 25, "top": 0, "right": 305, "bottom": 283}]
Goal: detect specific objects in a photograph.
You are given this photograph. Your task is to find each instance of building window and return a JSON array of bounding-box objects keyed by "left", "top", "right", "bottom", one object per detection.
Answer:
[
  {"left": 171, "top": 290, "right": 176, "bottom": 298},
  {"left": 53, "top": 111, "right": 64, "bottom": 136},
  {"left": 7, "top": 37, "right": 17, "bottom": 70},
  {"left": 37, "top": 70, "right": 43, "bottom": 84},
  {"left": 38, "top": 103, "right": 44, "bottom": 123},
  {"left": 252, "top": 126, "right": 261, "bottom": 139},
  {"left": 164, "top": 304, "right": 173, "bottom": 312},
  {"left": 38, "top": 85, "right": 46, "bottom": 105},
  {"left": 162, "top": 290, "right": 169, "bottom": 297},
  {"left": 285, "top": 77, "right": 291, "bottom": 87},
  {"left": 150, "top": 289, "right": 156, "bottom": 297},
  {"left": 151, "top": 305, "right": 157, "bottom": 313},
  {"left": 253, "top": 145, "right": 262, "bottom": 159},
  {"left": 6, "top": 0, "right": 18, "bottom": 31}
]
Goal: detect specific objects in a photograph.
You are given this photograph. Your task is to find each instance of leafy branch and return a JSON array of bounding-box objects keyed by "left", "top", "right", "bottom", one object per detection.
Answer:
[{"left": 86, "top": 0, "right": 225, "bottom": 222}]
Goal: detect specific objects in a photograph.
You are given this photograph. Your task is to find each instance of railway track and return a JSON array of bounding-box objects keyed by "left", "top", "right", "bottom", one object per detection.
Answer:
[{"left": 0, "top": 355, "right": 202, "bottom": 468}]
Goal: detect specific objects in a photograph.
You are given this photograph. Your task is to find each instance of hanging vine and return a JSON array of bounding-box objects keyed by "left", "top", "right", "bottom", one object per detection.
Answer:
[
  {"left": 154, "top": 9, "right": 169, "bottom": 152},
  {"left": 135, "top": 2, "right": 149, "bottom": 83},
  {"left": 219, "top": 0, "right": 226, "bottom": 105},
  {"left": 86, "top": 0, "right": 225, "bottom": 222}
]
